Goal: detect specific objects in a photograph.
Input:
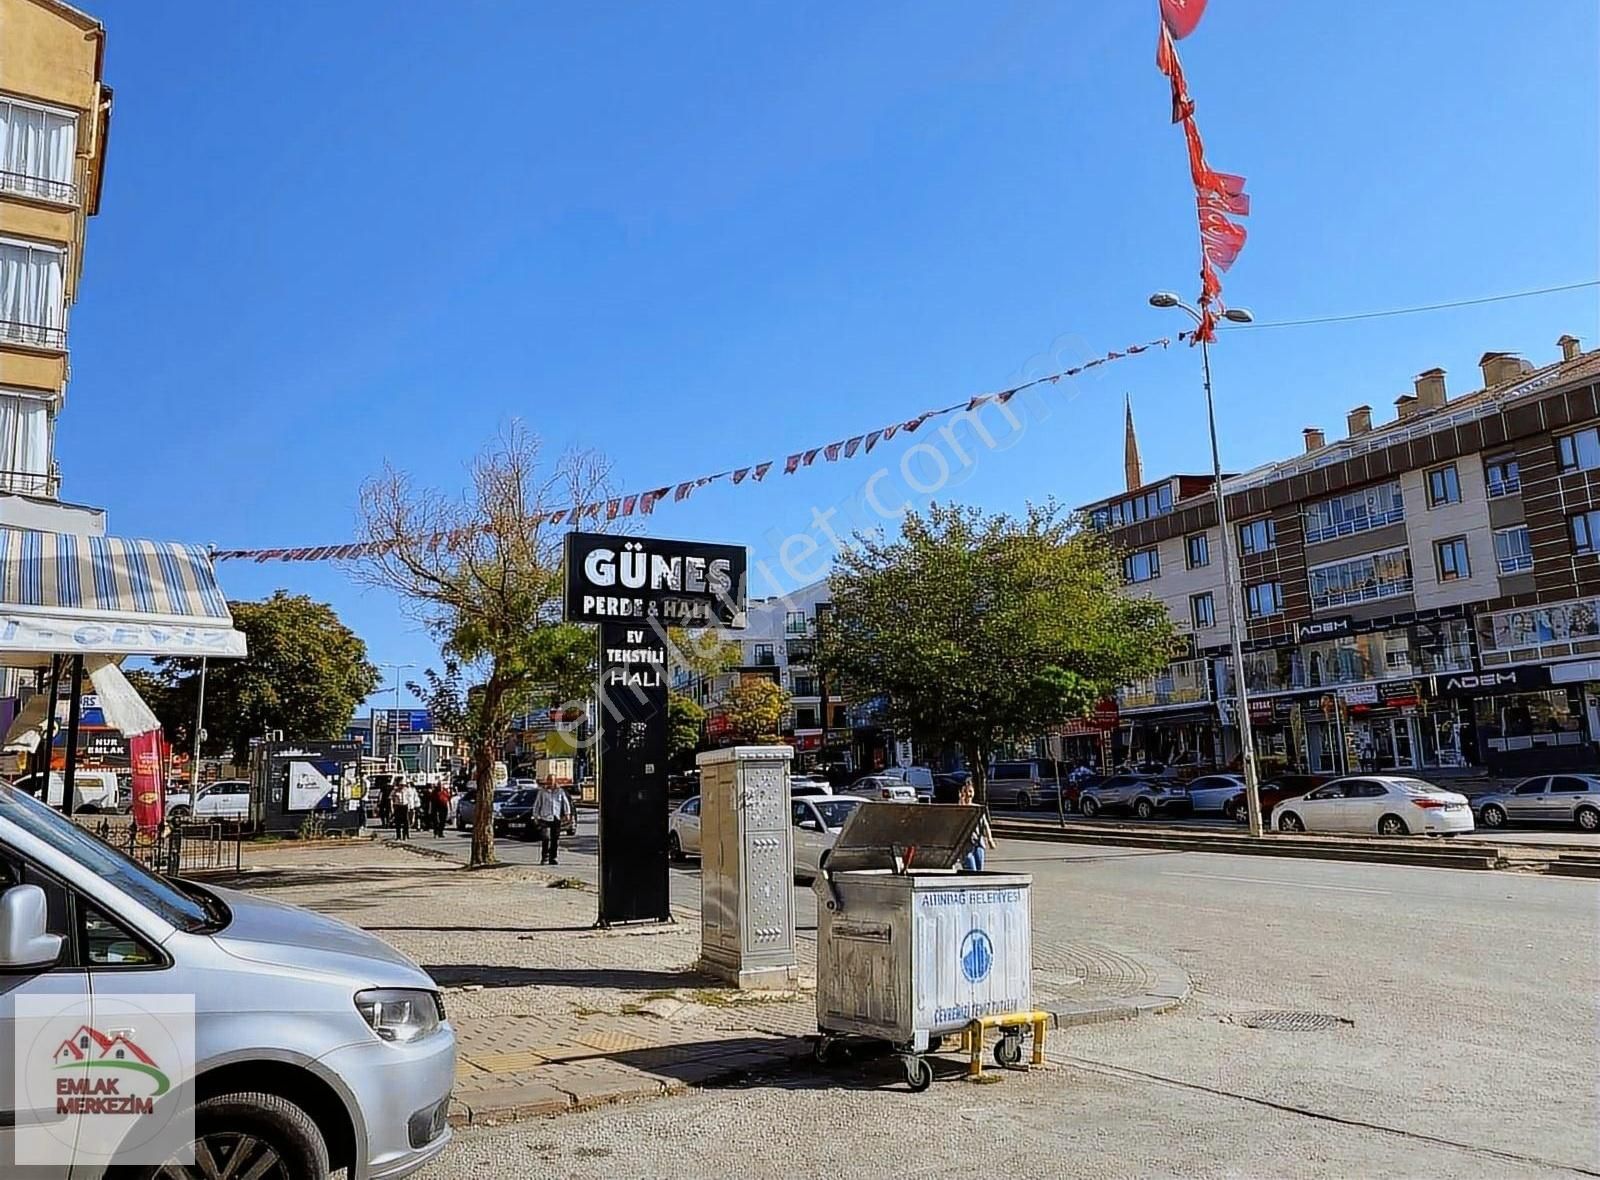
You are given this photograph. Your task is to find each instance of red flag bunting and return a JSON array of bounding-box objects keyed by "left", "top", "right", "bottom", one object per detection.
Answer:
[
  {"left": 823, "top": 442, "right": 842, "bottom": 462},
  {"left": 674, "top": 482, "right": 693, "bottom": 502},
  {"left": 967, "top": 394, "right": 992, "bottom": 412},
  {"left": 606, "top": 499, "right": 620, "bottom": 520},
  {"left": 732, "top": 468, "right": 750, "bottom": 484},
  {"left": 784, "top": 454, "right": 802, "bottom": 475},
  {"left": 1160, "top": 0, "right": 1207, "bottom": 39},
  {"left": 882, "top": 424, "right": 900, "bottom": 442},
  {"left": 864, "top": 430, "right": 883, "bottom": 453},
  {"left": 801, "top": 448, "right": 820, "bottom": 466},
  {"left": 843, "top": 436, "right": 864, "bottom": 458},
  {"left": 621, "top": 495, "right": 637, "bottom": 516},
  {"left": 753, "top": 462, "right": 772, "bottom": 481},
  {"left": 548, "top": 510, "right": 566, "bottom": 525}
]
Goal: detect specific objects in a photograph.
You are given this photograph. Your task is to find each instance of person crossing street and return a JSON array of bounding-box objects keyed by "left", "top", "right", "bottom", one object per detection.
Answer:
[{"left": 533, "top": 778, "right": 573, "bottom": 865}]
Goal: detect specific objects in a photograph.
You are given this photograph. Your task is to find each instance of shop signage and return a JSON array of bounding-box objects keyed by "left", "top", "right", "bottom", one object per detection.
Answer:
[
  {"left": 1090, "top": 700, "right": 1120, "bottom": 731},
  {"left": 1295, "top": 615, "right": 1354, "bottom": 642},
  {"left": 563, "top": 532, "right": 747, "bottom": 626},
  {"left": 1378, "top": 680, "right": 1421, "bottom": 707},
  {"left": 1339, "top": 684, "right": 1378, "bottom": 706},
  {"left": 1248, "top": 698, "right": 1274, "bottom": 723},
  {"left": 1428, "top": 666, "right": 1552, "bottom": 698}
]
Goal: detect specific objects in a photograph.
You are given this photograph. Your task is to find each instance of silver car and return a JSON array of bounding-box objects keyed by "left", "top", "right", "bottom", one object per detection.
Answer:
[
  {"left": 1474, "top": 774, "right": 1600, "bottom": 831},
  {"left": 0, "top": 779, "right": 456, "bottom": 1178},
  {"left": 791, "top": 795, "right": 865, "bottom": 880},
  {"left": 668, "top": 796, "right": 702, "bottom": 860},
  {"left": 1078, "top": 774, "right": 1191, "bottom": 820}
]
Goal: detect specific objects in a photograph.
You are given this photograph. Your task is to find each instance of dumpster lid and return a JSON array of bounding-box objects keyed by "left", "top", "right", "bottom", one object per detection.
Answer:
[{"left": 826, "top": 802, "right": 982, "bottom": 873}]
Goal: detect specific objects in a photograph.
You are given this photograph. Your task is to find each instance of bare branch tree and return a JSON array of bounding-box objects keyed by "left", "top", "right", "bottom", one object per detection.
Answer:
[{"left": 355, "top": 422, "right": 615, "bottom": 866}]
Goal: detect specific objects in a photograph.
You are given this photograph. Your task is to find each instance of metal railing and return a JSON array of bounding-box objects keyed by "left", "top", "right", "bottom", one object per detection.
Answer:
[
  {"left": 1303, "top": 503, "right": 1406, "bottom": 545},
  {"left": 76, "top": 815, "right": 245, "bottom": 877},
  {"left": 1310, "top": 576, "right": 1415, "bottom": 611},
  {"left": 0, "top": 319, "right": 66, "bottom": 349},
  {"left": 1487, "top": 475, "right": 1522, "bottom": 498},
  {"left": 1497, "top": 553, "right": 1534, "bottom": 574},
  {"left": 0, "top": 169, "right": 76, "bottom": 204}
]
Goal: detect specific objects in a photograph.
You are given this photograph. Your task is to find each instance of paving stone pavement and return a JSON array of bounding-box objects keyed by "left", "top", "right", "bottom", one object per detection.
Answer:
[{"left": 228, "top": 838, "right": 1187, "bottom": 1126}]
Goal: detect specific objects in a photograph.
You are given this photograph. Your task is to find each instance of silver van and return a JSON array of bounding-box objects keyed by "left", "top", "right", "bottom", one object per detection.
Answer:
[{"left": 0, "top": 778, "right": 455, "bottom": 1178}]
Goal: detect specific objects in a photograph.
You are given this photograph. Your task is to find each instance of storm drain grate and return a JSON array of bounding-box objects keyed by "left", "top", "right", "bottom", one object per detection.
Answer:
[{"left": 1235, "top": 1010, "right": 1352, "bottom": 1032}]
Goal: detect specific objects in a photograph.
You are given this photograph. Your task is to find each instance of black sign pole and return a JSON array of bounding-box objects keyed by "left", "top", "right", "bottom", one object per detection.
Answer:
[{"left": 596, "top": 622, "right": 670, "bottom": 926}]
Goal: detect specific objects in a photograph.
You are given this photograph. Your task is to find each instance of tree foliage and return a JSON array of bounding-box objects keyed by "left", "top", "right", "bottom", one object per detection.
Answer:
[
  {"left": 721, "top": 677, "right": 790, "bottom": 744},
  {"left": 132, "top": 591, "right": 378, "bottom": 761},
  {"left": 357, "top": 423, "right": 612, "bottom": 866},
  {"left": 820, "top": 502, "right": 1175, "bottom": 800},
  {"left": 667, "top": 692, "right": 706, "bottom": 768},
  {"left": 665, "top": 626, "right": 742, "bottom": 685}
]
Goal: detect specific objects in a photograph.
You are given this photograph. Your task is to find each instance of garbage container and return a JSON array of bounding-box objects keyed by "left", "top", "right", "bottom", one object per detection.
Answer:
[{"left": 813, "top": 802, "right": 1033, "bottom": 1091}]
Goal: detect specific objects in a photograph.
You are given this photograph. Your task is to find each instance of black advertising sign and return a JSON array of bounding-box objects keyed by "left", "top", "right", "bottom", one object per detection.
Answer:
[
  {"left": 1428, "top": 666, "right": 1552, "bottom": 699},
  {"left": 1295, "top": 615, "right": 1354, "bottom": 642},
  {"left": 564, "top": 532, "right": 746, "bottom": 627},
  {"left": 596, "top": 622, "right": 671, "bottom": 925}
]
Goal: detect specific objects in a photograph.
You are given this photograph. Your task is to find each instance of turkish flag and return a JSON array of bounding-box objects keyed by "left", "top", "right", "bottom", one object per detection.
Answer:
[
  {"left": 1198, "top": 204, "right": 1248, "bottom": 271},
  {"left": 1155, "top": 25, "right": 1195, "bottom": 123},
  {"left": 1160, "top": 0, "right": 1208, "bottom": 39}
]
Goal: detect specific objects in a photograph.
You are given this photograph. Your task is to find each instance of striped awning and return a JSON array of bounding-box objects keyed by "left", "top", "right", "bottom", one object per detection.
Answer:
[{"left": 0, "top": 531, "right": 248, "bottom": 662}]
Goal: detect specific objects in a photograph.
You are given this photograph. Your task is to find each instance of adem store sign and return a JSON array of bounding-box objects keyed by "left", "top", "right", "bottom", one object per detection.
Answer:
[{"left": 563, "top": 533, "right": 746, "bottom": 627}]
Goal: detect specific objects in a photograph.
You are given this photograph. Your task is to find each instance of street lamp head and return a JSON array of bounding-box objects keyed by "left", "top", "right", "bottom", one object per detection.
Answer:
[
  {"left": 1148, "top": 292, "right": 1181, "bottom": 308},
  {"left": 1222, "top": 307, "right": 1255, "bottom": 324}
]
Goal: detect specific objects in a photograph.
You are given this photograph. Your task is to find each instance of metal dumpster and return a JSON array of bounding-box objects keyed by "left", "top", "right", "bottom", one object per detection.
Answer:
[{"left": 813, "top": 802, "right": 1032, "bottom": 1090}]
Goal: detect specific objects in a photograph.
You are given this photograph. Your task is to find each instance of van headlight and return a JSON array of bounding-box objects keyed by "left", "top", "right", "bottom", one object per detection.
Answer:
[{"left": 355, "top": 989, "right": 444, "bottom": 1043}]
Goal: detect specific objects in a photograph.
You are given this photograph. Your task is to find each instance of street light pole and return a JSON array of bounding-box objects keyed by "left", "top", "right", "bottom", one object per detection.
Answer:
[
  {"left": 191, "top": 656, "right": 208, "bottom": 792},
  {"left": 1150, "top": 294, "right": 1264, "bottom": 836},
  {"left": 377, "top": 662, "right": 414, "bottom": 773}
]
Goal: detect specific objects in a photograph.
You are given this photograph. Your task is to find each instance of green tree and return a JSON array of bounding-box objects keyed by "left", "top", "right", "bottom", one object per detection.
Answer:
[
  {"left": 722, "top": 677, "right": 790, "bottom": 744},
  {"left": 358, "top": 423, "right": 612, "bottom": 867},
  {"left": 820, "top": 502, "right": 1174, "bottom": 802},
  {"left": 133, "top": 591, "right": 379, "bottom": 761},
  {"left": 667, "top": 692, "right": 706, "bottom": 768}
]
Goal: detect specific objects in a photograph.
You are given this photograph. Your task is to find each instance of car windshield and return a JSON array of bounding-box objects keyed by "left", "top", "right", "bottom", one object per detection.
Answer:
[
  {"left": 508, "top": 790, "right": 537, "bottom": 805},
  {"left": 494, "top": 788, "right": 515, "bottom": 802},
  {"left": 1391, "top": 779, "right": 1441, "bottom": 794},
  {"left": 814, "top": 798, "right": 863, "bottom": 828},
  {"left": 0, "top": 780, "right": 219, "bottom": 933}
]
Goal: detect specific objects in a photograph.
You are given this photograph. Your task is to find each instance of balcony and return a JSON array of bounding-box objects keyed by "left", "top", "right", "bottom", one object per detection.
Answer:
[
  {"left": 0, "top": 468, "right": 59, "bottom": 498},
  {"left": 1497, "top": 553, "right": 1534, "bottom": 575},
  {"left": 0, "top": 169, "right": 76, "bottom": 205},
  {"left": 0, "top": 320, "right": 66, "bottom": 350},
  {"left": 1310, "top": 576, "right": 1414, "bottom": 610}
]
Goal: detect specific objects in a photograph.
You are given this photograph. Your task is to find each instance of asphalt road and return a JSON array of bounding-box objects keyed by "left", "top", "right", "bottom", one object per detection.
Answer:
[{"left": 408, "top": 816, "right": 1599, "bottom": 1177}]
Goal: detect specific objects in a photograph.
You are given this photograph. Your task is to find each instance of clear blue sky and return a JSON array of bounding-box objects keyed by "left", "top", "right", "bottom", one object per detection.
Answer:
[{"left": 63, "top": 2, "right": 1598, "bottom": 710}]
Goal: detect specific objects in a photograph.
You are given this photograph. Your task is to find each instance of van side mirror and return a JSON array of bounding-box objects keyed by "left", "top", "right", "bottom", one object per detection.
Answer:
[{"left": 0, "top": 885, "right": 63, "bottom": 970}]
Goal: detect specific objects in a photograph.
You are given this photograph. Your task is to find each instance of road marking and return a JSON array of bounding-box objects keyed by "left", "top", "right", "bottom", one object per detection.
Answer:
[{"left": 1160, "top": 871, "right": 1392, "bottom": 896}]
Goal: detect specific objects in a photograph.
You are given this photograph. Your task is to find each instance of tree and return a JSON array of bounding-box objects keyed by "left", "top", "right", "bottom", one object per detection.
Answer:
[
  {"left": 667, "top": 692, "right": 706, "bottom": 768},
  {"left": 357, "top": 423, "right": 612, "bottom": 867},
  {"left": 666, "top": 626, "right": 742, "bottom": 685},
  {"left": 722, "top": 677, "right": 790, "bottom": 744},
  {"left": 820, "top": 502, "right": 1175, "bottom": 802},
  {"left": 133, "top": 592, "right": 379, "bottom": 761}
]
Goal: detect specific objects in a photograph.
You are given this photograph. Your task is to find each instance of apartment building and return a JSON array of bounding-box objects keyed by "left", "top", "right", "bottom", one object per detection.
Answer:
[
  {"left": 0, "top": 0, "right": 111, "bottom": 520},
  {"left": 1084, "top": 334, "right": 1600, "bottom": 779}
]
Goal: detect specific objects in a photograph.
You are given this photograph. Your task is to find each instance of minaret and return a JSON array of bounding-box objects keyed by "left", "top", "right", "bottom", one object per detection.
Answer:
[{"left": 1124, "top": 394, "right": 1143, "bottom": 491}]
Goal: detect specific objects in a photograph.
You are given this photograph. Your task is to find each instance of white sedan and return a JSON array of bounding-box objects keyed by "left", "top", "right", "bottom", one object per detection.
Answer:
[
  {"left": 1271, "top": 776, "right": 1474, "bottom": 836},
  {"left": 792, "top": 795, "right": 865, "bottom": 880},
  {"left": 668, "top": 796, "right": 702, "bottom": 860}
]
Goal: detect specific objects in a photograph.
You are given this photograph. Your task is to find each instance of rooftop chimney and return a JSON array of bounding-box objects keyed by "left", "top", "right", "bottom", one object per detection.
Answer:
[
  {"left": 1347, "top": 405, "right": 1372, "bottom": 436},
  {"left": 1480, "top": 351, "right": 1532, "bottom": 387},
  {"left": 1559, "top": 334, "right": 1582, "bottom": 362},
  {"left": 1394, "top": 394, "right": 1419, "bottom": 421},
  {"left": 1413, "top": 368, "right": 1447, "bottom": 410},
  {"left": 1302, "top": 427, "right": 1326, "bottom": 453}
]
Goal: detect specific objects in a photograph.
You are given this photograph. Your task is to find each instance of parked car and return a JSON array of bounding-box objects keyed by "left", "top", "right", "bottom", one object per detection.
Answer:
[
  {"left": 165, "top": 779, "right": 252, "bottom": 823},
  {"left": 873, "top": 766, "right": 935, "bottom": 802},
  {"left": 1474, "top": 775, "right": 1600, "bottom": 831},
  {"left": 498, "top": 788, "right": 540, "bottom": 840},
  {"left": 1226, "top": 774, "right": 1333, "bottom": 824},
  {"left": 791, "top": 795, "right": 866, "bottom": 880},
  {"left": 845, "top": 775, "right": 918, "bottom": 803},
  {"left": 987, "top": 761, "right": 1046, "bottom": 809},
  {"left": 1271, "top": 776, "right": 1474, "bottom": 835},
  {"left": 0, "top": 776, "right": 456, "bottom": 1176},
  {"left": 1078, "top": 774, "right": 1190, "bottom": 819},
  {"left": 1186, "top": 773, "right": 1248, "bottom": 817},
  {"left": 668, "top": 795, "right": 702, "bottom": 860},
  {"left": 455, "top": 786, "right": 515, "bottom": 831},
  {"left": 11, "top": 769, "right": 121, "bottom": 814},
  {"left": 789, "top": 776, "right": 834, "bottom": 797},
  {"left": 667, "top": 770, "right": 700, "bottom": 798}
]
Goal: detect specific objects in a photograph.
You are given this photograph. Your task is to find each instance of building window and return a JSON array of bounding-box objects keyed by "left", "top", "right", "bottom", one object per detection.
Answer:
[
  {"left": 1091, "top": 483, "right": 1175, "bottom": 530},
  {"left": 1185, "top": 533, "right": 1210, "bottom": 569},
  {"left": 1238, "top": 518, "right": 1276, "bottom": 556},
  {"left": 1426, "top": 464, "right": 1462, "bottom": 507},
  {"left": 791, "top": 675, "right": 818, "bottom": 698},
  {"left": 1435, "top": 537, "right": 1470, "bottom": 581},
  {"left": 1122, "top": 548, "right": 1160, "bottom": 583},
  {"left": 752, "top": 643, "right": 775, "bottom": 666},
  {"left": 1190, "top": 592, "right": 1215, "bottom": 629},
  {"left": 1571, "top": 511, "right": 1600, "bottom": 556},
  {"left": 1484, "top": 454, "right": 1521, "bottom": 498},
  {"left": 1308, "top": 548, "right": 1414, "bottom": 609},
  {"left": 1558, "top": 427, "right": 1600, "bottom": 474},
  {"left": 0, "top": 240, "right": 67, "bottom": 350},
  {"left": 784, "top": 611, "right": 809, "bottom": 636},
  {"left": 1245, "top": 582, "right": 1284, "bottom": 619},
  {"left": 794, "top": 708, "right": 818, "bottom": 729},
  {"left": 1494, "top": 525, "right": 1532, "bottom": 574},
  {"left": 1303, "top": 480, "right": 1405, "bottom": 543},
  {"left": 0, "top": 389, "right": 51, "bottom": 495},
  {"left": 0, "top": 98, "right": 77, "bottom": 204}
]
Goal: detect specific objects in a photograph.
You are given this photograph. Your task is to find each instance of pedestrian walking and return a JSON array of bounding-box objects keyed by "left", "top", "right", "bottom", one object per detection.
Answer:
[
  {"left": 533, "top": 779, "right": 573, "bottom": 865},
  {"left": 394, "top": 780, "right": 420, "bottom": 841},
  {"left": 957, "top": 780, "right": 995, "bottom": 872},
  {"left": 432, "top": 781, "right": 452, "bottom": 838}
]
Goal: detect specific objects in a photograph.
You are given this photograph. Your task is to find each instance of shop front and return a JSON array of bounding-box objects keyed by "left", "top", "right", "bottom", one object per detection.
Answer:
[
  {"left": 1116, "top": 658, "right": 1220, "bottom": 769},
  {"left": 1423, "top": 664, "right": 1594, "bottom": 775}
]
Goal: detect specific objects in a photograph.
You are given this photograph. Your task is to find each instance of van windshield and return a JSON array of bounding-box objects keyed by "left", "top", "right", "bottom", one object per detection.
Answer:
[{"left": 0, "top": 780, "right": 215, "bottom": 932}]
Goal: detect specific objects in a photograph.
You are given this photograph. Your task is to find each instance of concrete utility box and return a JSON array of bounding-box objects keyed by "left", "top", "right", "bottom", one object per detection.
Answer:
[{"left": 695, "top": 745, "right": 798, "bottom": 988}]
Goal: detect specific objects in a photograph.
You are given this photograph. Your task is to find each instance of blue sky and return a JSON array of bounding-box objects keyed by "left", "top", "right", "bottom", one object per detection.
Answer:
[{"left": 63, "top": 2, "right": 1597, "bottom": 709}]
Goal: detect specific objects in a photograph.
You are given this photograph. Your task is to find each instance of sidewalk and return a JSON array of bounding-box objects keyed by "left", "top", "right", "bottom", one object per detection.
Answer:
[{"left": 228, "top": 839, "right": 1188, "bottom": 1127}]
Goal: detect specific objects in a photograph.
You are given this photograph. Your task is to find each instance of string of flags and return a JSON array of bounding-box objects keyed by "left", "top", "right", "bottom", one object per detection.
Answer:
[
  {"left": 1154, "top": 0, "right": 1250, "bottom": 343},
  {"left": 211, "top": 337, "right": 1171, "bottom": 562}
]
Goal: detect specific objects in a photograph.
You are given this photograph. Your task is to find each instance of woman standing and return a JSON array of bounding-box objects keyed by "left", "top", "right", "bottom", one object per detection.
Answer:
[{"left": 957, "top": 780, "right": 995, "bottom": 872}]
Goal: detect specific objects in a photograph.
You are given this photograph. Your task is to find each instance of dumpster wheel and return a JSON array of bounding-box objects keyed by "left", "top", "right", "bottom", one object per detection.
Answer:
[
  {"left": 994, "top": 1032, "right": 1024, "bottom": 1067},
  {"left": 902, "top": 1054, "right": 933, "bottom": 1092},
  {"left": 813, "top": 1036, "right": 843, "bottom": 1067}
]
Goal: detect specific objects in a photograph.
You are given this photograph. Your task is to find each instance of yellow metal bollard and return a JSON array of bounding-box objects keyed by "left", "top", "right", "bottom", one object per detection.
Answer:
[{"left": 962, "top": 1011, "right": 1054, "bottom": 1081}]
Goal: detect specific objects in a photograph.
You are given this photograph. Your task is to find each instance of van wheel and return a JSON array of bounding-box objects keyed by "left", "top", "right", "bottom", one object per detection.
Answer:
[
  {"left": 157, "top": 1091, "right": 329, "bottom": 1179},
  {"left": 1015, "top": 791, "right": 1033, "bottom": 811}
]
